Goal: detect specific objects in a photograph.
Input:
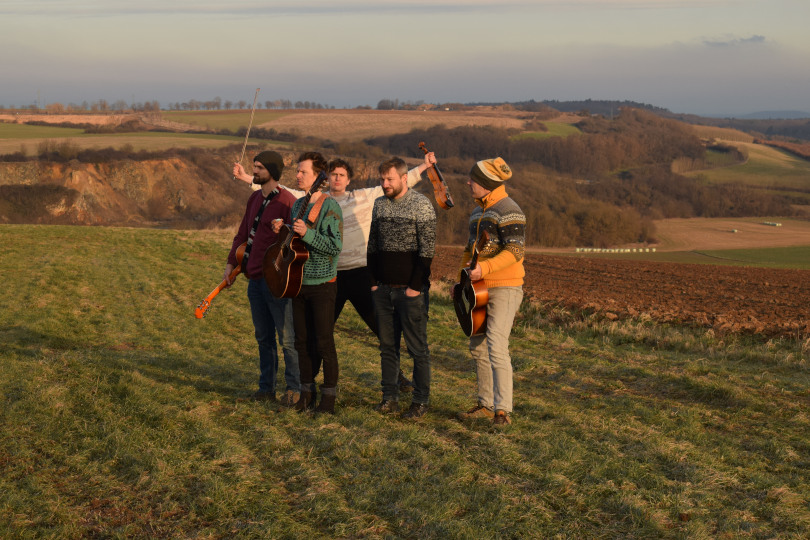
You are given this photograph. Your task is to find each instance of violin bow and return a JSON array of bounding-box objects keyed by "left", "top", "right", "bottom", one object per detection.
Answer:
[{"left": 234, "top": 88, "right": 260, "bottom": 179}]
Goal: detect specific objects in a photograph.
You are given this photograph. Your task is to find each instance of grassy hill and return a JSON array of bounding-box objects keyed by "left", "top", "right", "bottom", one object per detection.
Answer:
[
  {"left": 2, "top": 225, "right": 808, "bottom": 537},
  {"left": 685, "top": 142, "right": 810, "bottom": 193}
]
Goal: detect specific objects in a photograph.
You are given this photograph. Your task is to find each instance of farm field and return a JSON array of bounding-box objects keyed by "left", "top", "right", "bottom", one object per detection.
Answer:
[
  {"left": 533, "top": 217, "right": 810, "bottom": 267},
  {"left": 249, "top": 108, "right": 530, "bottom": 141},
  {"left": 1, "top": 225, "right": 809, "bottom": 537},
  {"left": 683, "top": 141, "right": 810, "bottom": 195},
  {"left": 162, "top": 110, "right": 289, "bottom": 131},
  {"left": 653, "top": 217, "right": 810, "bottom": 252},
  {"left": 0, "top": 122, "right": 250, "bottom": 153},
  {"left": 433, "top": 245, "right": 809, "bottom": 337}
]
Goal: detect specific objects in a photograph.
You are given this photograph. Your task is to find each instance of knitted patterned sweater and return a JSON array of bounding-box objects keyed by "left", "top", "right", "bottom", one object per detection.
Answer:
[
  {"left": 291, "top": 194, "right": 343, "bottom": 285},
  {"left": 368, "top": 188, "right": 436, "bottom": 291},
  {"left": 460, "top": 185, "right": 525, "bottom": 288}
]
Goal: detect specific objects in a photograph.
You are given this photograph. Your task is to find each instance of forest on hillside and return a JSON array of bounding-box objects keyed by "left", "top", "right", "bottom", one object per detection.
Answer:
[
  {"left": 366, "top": 109, "right": 800, "bottom": 246},
  {"left": 1, "top": 108, "right": 804, "bottom": 246}
]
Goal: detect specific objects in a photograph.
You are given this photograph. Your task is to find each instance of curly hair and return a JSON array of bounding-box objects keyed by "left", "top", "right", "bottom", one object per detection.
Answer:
[
  {"left": 328, "top": 158, "right": 354, "bottom": 179},
  {"left": 297, "top": 151, "right": 328, "bottom": 175}
]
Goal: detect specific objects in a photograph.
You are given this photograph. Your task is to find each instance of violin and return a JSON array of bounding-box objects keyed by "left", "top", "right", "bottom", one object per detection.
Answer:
[{"left": 418, "top": 141, "right": 454, "bottom": 210}]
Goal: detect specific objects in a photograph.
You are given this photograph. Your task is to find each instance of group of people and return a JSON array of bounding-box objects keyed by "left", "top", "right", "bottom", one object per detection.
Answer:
[{"left": 224, "top": 146, "right": 525, "bottom": 426}]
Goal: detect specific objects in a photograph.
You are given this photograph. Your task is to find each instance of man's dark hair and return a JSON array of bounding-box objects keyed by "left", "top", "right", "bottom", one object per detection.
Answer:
[
  {"left": 328, "top": 158, "right": 354, "bottom": 179},
  {"left": 297, "top": 151, "right": 328, "bottom": 175},
  {"left": 378, "top": 156, "right": 407, "bottom": 176}
]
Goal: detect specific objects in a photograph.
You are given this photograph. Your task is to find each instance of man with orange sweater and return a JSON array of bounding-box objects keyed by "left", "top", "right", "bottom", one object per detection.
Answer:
[{"left": 455, "top": 157, "right": 525, "bottom": 427}]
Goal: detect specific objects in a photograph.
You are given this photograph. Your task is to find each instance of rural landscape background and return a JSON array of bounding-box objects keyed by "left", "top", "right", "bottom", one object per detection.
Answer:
[{"left": 1, "top": 99, "right": 809, "bottom": 537}]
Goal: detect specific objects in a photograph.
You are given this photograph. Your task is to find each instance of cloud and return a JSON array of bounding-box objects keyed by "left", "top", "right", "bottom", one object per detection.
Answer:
[
  {"left": 0, "top": 0, "right": 729, "bottom": 17},
  {"left": 703, "top": 34, "right": 767, "bottom": 47}
]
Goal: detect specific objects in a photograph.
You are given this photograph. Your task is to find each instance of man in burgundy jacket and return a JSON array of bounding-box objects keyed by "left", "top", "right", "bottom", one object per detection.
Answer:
[{"left": 224, "top": 151, "right": 300, "bottom": 405}]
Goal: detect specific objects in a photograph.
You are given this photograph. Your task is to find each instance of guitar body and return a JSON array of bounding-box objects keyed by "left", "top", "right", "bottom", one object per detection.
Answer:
[
  {"left": 195, "top": 242, "right": 246, "bottom": 319},
  {"left": 453, "top": 269, "right": 489, "bottom": 337},
  {"left": 263, "top": 225, "right": 309, "bottom": 298}
]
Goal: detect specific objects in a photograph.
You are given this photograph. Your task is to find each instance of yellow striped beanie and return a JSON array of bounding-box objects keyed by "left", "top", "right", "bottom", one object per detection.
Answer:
[{"left": 470, "top": 157, "right": 512, "bottom": 190}]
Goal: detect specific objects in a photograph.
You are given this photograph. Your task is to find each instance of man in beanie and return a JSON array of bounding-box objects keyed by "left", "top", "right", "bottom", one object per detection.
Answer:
[
  {"left": 455, "top": 157, "right": 525, "bottom": 427},
  {"left": 224, "top": 151, "right": 300, "bottom": 405}
]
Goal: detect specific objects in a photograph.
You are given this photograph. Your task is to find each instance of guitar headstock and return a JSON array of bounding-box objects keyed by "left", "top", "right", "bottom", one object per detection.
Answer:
[
  {"left": 311, "top": 170, "right": 328, "bottom": 193},
  {"left": 194, "top": 299, "right": 211, "bottom": 319}
]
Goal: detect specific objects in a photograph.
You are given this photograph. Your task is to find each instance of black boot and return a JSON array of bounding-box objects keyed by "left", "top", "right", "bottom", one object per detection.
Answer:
[{"left": 314, "top": 393, "right": 336, "bottom": 415}]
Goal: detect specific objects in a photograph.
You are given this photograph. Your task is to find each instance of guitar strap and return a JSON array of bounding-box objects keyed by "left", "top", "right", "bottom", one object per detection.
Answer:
[
  {"left": 305, "top": 193, "right": 330, "bottom": 225},
  {"left": 241, "top": 188, "right": 279, "bottom": 273}
]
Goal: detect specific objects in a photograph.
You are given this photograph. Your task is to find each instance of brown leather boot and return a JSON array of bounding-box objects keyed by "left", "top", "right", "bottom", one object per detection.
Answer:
[{"left": 293, "top": 391, "right": 314, "bottom": 413}]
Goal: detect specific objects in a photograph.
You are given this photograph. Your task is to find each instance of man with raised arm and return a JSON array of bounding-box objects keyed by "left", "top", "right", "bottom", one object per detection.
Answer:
[{"left": 367, "top": 157, "right": 436, "bottom": 419}]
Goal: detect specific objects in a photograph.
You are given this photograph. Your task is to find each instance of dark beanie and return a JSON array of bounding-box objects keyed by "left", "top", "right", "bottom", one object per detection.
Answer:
[
  {"left": 253, "top": 151, "right": 284, "bottom": 181},
  {"left": 469, "top": 157, "right": 512, "bottom": 191}
]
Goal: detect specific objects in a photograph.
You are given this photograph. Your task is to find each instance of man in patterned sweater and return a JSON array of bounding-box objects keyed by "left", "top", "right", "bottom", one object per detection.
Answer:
[
  {"left": 455, "top": 157, "right": 525, "bottom": 427},
  {"left": 368, "top": 157, "right": 436, "bottom": 419}
]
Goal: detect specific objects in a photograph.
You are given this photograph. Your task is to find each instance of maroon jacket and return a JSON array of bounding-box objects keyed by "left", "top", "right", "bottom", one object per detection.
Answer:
[{"left": 228, "top": 186, "right": 297, "bottom": 280}]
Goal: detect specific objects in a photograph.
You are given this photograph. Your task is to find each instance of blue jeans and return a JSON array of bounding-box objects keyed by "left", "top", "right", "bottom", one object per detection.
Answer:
[
  {"left": 247, "top": 278, "right": 299, "bottom": 393},
  {"left": 372, "top": 285, "right": 431, "bottom": 404}
]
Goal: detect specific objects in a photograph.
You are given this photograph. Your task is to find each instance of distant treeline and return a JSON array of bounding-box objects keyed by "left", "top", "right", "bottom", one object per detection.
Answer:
[
  {"left": 365, "top": 108, "right": 797, "bottom": 247},
  {"left": 669, "top": 114, "right": 810, "bottom": 143}
]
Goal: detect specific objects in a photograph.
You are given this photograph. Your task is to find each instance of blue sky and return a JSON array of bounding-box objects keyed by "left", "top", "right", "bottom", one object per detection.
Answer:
[{"left": 2, "top": 0, "right": 809, "bottom": 115}]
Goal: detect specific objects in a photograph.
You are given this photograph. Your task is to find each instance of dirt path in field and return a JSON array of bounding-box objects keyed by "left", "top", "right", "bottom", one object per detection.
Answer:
[{"left": 432, "top": 248, "right": 810, "bottom": 337}]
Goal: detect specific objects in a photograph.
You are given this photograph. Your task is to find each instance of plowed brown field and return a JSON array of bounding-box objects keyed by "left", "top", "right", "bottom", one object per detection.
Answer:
[{"left": 432, "top": 248, "right": 810, "bottom": 337}]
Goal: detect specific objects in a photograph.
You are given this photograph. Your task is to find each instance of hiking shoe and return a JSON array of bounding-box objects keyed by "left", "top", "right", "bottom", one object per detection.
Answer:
[
  {"left": 457, "top": 403, "right": 494, "bottom": 421},
  {"left": 398, "top": 370, "right": 414, "bottom": 393},
  {"left": 493, "top": 410, "right": 512, "bottom": 427},
  {"left": 279, "top": 389, "right": 300, "bottom": 407},
  {"left": 401, "top": 402, "right": 429, "bottom": 419},
  {"left": 249, "top": 390, "right": 277, "bottom": 403},
  {"left": 374, "top": 399, "right": 400, "bottom": 414}
]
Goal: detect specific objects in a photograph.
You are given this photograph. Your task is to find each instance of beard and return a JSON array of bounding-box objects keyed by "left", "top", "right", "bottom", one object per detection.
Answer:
[
  {"left": 384, "top": 184, "right": 404, "bottom": 199},
  {"left": 253, "top": 174, "right": 270, "bottom": 185}
]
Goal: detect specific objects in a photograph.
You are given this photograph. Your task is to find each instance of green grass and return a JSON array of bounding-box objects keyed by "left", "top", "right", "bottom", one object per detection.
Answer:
[
  {"left": 0, "top": 123, "right": 85, "bottom": 139},
  {"left": 2, "top": 225, "right": 809, "bottom": 538},
  {"left": 511, "top": 122, "right": 581, "bottom": 140},
  {"left": 693, "top": 246, "right": 810, "bottom": 269},
  {"left": 554, "top": 246, "right": 810, "bottom": 269},
  {"left": 0, "top": 130, "right": 286, "bottom": 154},
  {"left": 162, "top": 110, "right": 289, "bottom": 131}
]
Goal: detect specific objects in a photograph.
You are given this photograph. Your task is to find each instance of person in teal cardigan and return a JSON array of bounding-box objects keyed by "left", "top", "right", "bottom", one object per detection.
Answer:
[{"left": 274, "top": 151, "right": 343, "bottom": 414}]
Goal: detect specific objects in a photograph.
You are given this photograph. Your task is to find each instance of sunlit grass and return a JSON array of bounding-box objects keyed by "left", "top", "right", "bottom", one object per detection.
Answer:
[
  {"left": 511, "top": 122, "right": 581, "bottom": 140},
  {"left": 1, "top": 225, "right": 808, "bottom": 538},
  {"left": 685, "top": 142, "right": 810, "bottom": 191}
]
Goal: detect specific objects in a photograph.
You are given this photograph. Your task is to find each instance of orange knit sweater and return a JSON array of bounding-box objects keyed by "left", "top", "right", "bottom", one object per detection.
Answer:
[{"left": 459, "top": 186, "right": 525, "bottom": 288}]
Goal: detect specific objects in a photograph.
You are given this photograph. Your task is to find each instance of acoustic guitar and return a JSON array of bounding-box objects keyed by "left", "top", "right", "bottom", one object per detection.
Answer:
[
  {"left": 195, "top": 242, "right": 246, "bottom": 319},
  {"left": 263, "top": 171, "right": 329, "bottom": 298},
  {"left": 453, "top": 231, "right": 490, "bottom": 336}
]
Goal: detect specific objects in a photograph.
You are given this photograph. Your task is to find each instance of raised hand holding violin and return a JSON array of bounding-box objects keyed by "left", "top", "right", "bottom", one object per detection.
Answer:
[{"left": 418, "top": 141, "right": 454, "bottom": 209}]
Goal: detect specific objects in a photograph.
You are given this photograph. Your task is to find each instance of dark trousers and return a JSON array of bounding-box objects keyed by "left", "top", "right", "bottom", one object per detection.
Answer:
[
  {"left": 293, "top": 282, "right": 338, "bottom": 393},
  {"left": 372, "top": 285, "right": 431, "bottom": 404},
  {"left": 334, "top": 267, "right": 378, "bottom": 333}
]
